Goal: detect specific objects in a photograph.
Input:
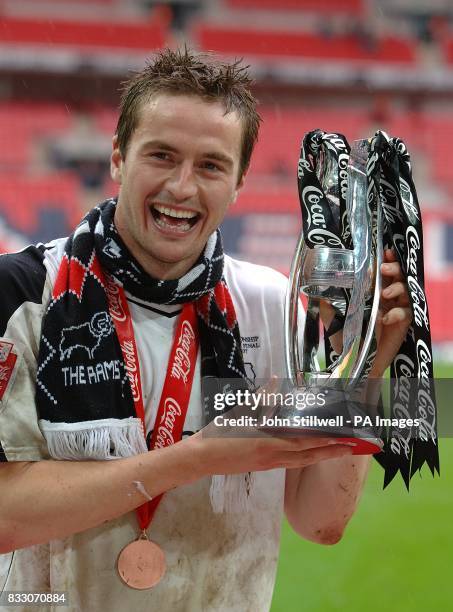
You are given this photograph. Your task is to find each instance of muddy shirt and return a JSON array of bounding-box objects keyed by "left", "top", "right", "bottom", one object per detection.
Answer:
[{"left": 0, "top": 239, "right": 294, "bottom": 612}]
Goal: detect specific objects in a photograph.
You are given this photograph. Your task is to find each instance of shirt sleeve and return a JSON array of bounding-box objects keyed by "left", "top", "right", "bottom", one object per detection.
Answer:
[{"left": 0, "top": 246, "right": 52, "bottom": 461}]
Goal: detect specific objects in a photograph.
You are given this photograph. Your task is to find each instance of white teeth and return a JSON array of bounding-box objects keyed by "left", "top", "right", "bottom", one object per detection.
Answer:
[
  {"left": 155, "top": 216, "right": 191, "bottom": 232},
  {"left": 154, "top": 204, "right": 197, "bottom": 219}
]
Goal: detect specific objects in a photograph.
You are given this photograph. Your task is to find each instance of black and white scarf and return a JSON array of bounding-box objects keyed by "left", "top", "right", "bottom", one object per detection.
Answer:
[{"left": 36, "top": 198, "right": 250, "bottom": 510}]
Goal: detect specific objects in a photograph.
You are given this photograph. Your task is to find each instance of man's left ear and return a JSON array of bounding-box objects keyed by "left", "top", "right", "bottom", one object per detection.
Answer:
[
  {"left": 110, "top": 135, "right": 123, "bottom": 185},
  {"left": 233, "top": 170, "right": 247, "bottom": 203}
]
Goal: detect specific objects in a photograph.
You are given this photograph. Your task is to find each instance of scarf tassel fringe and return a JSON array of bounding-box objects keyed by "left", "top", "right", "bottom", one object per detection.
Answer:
[
  {"left": 210, "top": 473, "right": 255, "bottom": 513},
  {"left": 39, "top": 417, "right": 148, "bottom": 461}
]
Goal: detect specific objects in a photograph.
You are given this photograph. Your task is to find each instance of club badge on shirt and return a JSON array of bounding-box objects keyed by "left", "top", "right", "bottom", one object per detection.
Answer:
[{"left": 0, "top": 340, "right": 17, "bottom": 401}]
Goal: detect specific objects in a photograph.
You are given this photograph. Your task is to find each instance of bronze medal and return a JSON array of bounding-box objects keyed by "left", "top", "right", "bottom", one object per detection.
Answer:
[
  {"left": 110, "top": 299, "right": 197, "bottom": 588},
  {"left": 117, "top": 532, "right": 166, "bottom": 590}
]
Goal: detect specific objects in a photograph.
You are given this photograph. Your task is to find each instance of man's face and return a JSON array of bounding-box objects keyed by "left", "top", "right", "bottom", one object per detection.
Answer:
[{"left": 111, "top": 93, "right": 246, "bottom": 279}]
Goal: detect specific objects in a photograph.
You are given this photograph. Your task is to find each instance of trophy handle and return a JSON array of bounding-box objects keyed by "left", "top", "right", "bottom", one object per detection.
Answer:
[
  {"left": 348, "top": 204, "right": 383, "bottom": 381},
  {"left": 284, "top": 231, "right": 304, "bottom": 388}
]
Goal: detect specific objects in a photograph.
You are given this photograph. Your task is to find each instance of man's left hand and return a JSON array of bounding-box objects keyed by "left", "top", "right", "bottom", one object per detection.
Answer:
[{"left": 369, "top": 248, "right": 412, "bottom": 377}]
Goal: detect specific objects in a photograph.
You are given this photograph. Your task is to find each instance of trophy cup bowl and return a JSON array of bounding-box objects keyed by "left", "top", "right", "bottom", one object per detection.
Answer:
[{"left": 259, "top": 136, "right": 383, "bottom": 455}]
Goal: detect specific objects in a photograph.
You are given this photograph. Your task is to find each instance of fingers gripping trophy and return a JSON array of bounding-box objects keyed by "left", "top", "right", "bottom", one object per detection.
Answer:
[{"left": 262, "top": 129, "right": 439, "bottom": 488}]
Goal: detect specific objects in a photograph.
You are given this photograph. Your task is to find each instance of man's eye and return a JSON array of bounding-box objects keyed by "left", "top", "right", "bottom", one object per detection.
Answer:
[
  {"left": 203, "top": 161, "right": 221, "bottom": 172},
  {"left": 151, "top": 152, "right": 171, "bottom": 161}
]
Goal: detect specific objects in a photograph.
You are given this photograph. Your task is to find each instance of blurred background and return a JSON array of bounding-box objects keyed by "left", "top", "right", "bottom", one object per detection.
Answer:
[{"left": 0, "top": 1, "right": 452, "bottom": 610}]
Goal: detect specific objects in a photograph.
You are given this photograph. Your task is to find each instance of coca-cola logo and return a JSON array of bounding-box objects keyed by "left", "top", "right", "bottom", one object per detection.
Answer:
[
  {"left": 390, "top": 394, "right": 412, "bottom": 459},
  {"left": 366, "top": 150, "right": 378, "bottom": 178},
  {"left": 324, "top": 134, "right": 348, "bottom": 153},
  {"left": 406, "top": 225, "right": 420, "bottom": 276},
  {"left": 0, "top": 342, "right": 12, "bottom": 362},
  {"left": 154, "top": 397, "right": 182, "bottom": 448},
  {"left": 307, "top": 228, "right": 343, "bottom": 248},
  {"left": 416, "top": 339, "right": 432, "bottom": 380},
  {"left": 121, "top": 339, "right": 140, "bottom": 402},
  {"left": 405, "top": 225, "right": 430, "bottom": 330},
  {"left": 392, "top": 233, "right": 406, "bottom": 262},
  {"left": 0, "top": 365, "right": 10, "bottom": 381},
  {"left": 340, "top": 209, "right": 351, "bottom": 244},
  {"left": 393, "top": 371, "right": 411, "bottom": 406},
  {"left": 400, "top": 176, "right": 419, "bottom": 222},
  {"left": 309, "top": 132, "right": 321, "bottom": 154},
  {"left": 380, "top": 179, "right": 404, "bottom": 225},
  {"left": 302, "top": 186, "right": 327, "bottom": 229},
  {"left": 297, "top": 155, "right": 311, "bottom": 179},
  {"left": 390, "top": 354, "right": 414, "bottom": 458},
  {"left": 338, "top": 152, "right": 349, "bottom": 202},
  {"left": 417, "top": 388, "right": 436, "bottom": 443},
  {"left": 415, "top": 339, "right": 436, "bottom": 443},
  {"left": 389, "top": 427, "right": 412, "bottom": 459},
  {"left": 105, "top": 278, "right": 126, "bottom": 322},
  {"left": 171, "top": 320, "right": 195, "bottom": 384},
  {"left": 407, "top": 276, "right": 429, "bottom": 330}
]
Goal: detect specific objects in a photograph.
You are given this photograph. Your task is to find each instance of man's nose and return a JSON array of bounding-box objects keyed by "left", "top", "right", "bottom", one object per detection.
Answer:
[{"left": 166, "top": 161, "right": 197, "bottom": 201}]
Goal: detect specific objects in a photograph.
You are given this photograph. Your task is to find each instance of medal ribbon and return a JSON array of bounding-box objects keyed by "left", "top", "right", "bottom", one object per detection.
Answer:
[{"left": 105, "top": 275, "right": 199, "bottom": 531}]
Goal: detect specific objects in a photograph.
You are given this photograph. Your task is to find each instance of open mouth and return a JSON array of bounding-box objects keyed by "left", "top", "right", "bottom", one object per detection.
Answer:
[{"left": 150, "top": 203, "right": 200, "bottom": 234}]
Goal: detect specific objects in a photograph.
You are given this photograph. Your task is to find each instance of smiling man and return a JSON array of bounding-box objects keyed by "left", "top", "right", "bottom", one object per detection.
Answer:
[
  {"left": 112, "top": 92, "right": 244, "bottom": 279},
  {"left": 0, "top": 49, "right": 411, "bottom": 611}
]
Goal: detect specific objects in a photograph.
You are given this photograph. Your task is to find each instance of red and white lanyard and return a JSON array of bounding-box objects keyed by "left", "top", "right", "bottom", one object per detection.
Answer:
[{"left": 105, "top": 276, "right": 199, "bottom": 531}]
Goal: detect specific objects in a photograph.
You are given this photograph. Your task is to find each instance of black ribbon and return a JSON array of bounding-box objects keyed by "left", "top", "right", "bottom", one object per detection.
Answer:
[
  {"left": 297, "top": 130, "right": 352, "bottom": 370},
  {"left": 369, "top": 132, "right": 439, "bottom": 487}
]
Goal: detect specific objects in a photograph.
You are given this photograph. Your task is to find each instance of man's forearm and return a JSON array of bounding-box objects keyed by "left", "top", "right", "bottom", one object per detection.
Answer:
[
  {"left": 284, "top": 455, "right": 370, "bottom": 544},
  {"left": 0, "top": 429, "right": 363, "bottom": 553},
  {"left": 0, "top": 441, "right": 204, "bottom": 553}
]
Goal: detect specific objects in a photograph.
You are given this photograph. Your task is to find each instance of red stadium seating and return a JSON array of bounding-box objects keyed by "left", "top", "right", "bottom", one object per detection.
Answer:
[
  {"left": 0, "top": 103, "right": 73, "bottom": 135},
  {"left": 195, "top": 24, "right": 417, "bottom": 64},
  {"left": 0, "top": 130, "right": 31, "bottom": 168},
  {"left": 248, "top": 108, "right": 369, "bottom": 177},
  {"left": 0, "top": 14, "right": 168, "bottom": 51},
  {"left": 235, "top": 186, "right": 298, "bottom": 214},
  {"left": 443, "top": 37, "right": 453, "bottom": 65},
  {"left": 426, "top": 279, "right": 453, "bottom": 343},
  {"left": 42, "top": 0, "right": 114, "bottom": 3},
  {"left": 0, "top": 103, "right": 74, "bottom": 171},
  {"left": 414, "top": 114, "right": 453, "bottom": 186},
  {"left": 227, "top": 0, "right": 363, "bottom": 12},
  {"left": 0, "top": 174, "right": 81, "bottom": 235},
  {"left": 0, "top": 99, "right": 451, "bottom": 340},
  {"left": 92, "top": 107, "right": 118, "bottom": 135}
]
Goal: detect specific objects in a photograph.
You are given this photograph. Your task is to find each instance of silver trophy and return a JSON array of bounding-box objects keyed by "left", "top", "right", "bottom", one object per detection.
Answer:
[
  {"left": 261, "top": 134, "right": 383, "bottom": 454},
  {"left": 260, "top": 129, "right": 438, "bottom": 483}
]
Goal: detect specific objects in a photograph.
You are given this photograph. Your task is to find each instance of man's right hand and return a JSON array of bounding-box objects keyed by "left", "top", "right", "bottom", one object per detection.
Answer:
[
  {"left": 0, "top": 422, "right": 354, "bottom": 554},
  {"left": 183, "top": 426, "right": 355, "bottom": 476}
]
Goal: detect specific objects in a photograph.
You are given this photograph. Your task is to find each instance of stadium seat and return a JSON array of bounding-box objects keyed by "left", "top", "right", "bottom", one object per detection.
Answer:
[
  {"left": 195, "top": 24, "right": 417, "bottom": 64},
  {"left": 0, "top": 174, "right": 82, "bottom": 241},
  {"left": 226, "top": 0, "right": 363, "bottom": 12},
  {"left": 0, "top": 13, "right": 168, "bottom": 51}
]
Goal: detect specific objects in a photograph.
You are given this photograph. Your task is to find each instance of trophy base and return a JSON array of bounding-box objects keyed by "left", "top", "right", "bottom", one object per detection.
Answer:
[
  {"left": 258, "top": 425, "right": 382, "bottom": 455},
  {"left": 326, "top": 435, "right": 382, "bottom": 455},
  {"left": 258, "top": 401, "right": 383, "bottom": 455}
]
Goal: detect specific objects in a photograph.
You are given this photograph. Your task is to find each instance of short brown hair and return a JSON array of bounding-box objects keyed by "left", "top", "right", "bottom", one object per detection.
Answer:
[{"left": 116, "top": 47, "right": 261, "bottom": 181}]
